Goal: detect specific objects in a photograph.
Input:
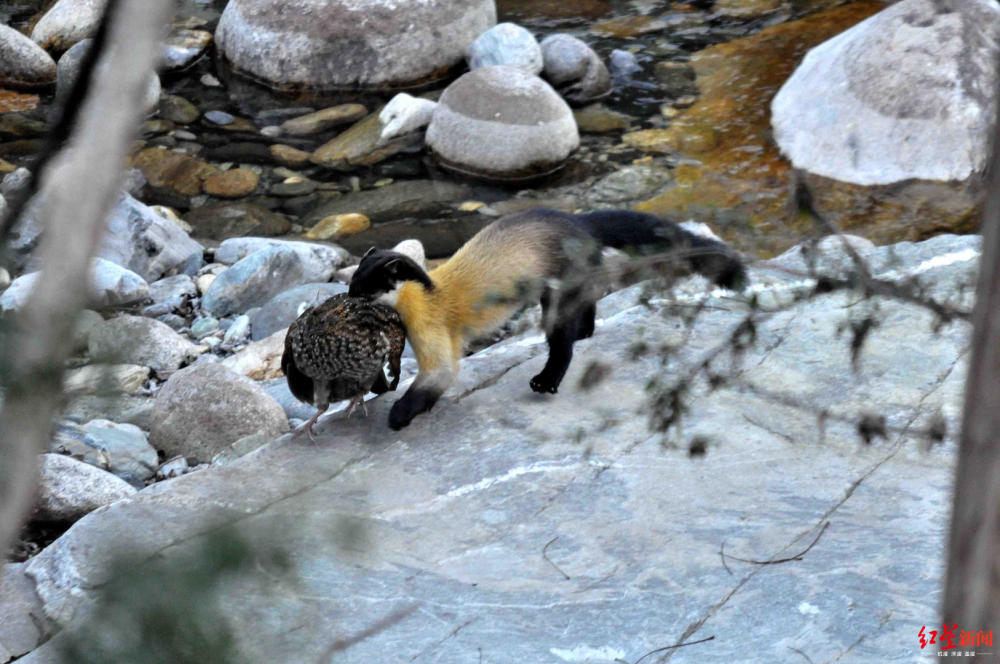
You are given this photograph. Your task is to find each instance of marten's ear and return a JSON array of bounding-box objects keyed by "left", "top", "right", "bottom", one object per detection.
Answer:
[
  {"left": 363, "top": 246, "right": 377, "bottom": 259},
  {"left": 384, "top": 259, "right": 401, "bottom": 276}
]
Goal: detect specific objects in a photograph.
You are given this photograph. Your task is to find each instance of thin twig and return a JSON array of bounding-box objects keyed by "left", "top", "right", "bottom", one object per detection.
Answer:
[
  {"left": 542, "top": 536, "right": 571, "bottom": 580},
  {"left": 724, "top": 522, "right": 830, "bottom": 566},
  {"left": 318, "top": 604, "right": 418, "bottom": 661},
  {"left": 719, "top": 541, "right": 732, "bottom": 575},
  {"left": 631, "top": 635, "right": 716, "bottom": 664},
  {"left": 789, "top": 645, "right": 815, "bottom": 664}
]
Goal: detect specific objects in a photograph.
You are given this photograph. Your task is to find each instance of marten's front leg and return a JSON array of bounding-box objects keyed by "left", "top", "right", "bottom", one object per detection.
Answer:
[{"left": 389, "top": 326, "right": 459, "bottom": 430}]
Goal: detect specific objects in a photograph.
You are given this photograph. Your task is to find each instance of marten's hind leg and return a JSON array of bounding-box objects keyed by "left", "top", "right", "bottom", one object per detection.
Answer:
[{"left": 530, "top": 290, "right": 593, "bottom": 394}]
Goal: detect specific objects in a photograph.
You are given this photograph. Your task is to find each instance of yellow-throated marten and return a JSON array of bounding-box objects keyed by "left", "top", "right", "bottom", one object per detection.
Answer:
[{"left": 348, "top": 208, "right": 747, "bottom": 430}]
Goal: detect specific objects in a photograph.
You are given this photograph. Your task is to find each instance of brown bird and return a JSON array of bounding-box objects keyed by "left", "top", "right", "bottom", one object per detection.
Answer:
[{"left": 281, "top": 293, "right": 406, "bottom": 439}]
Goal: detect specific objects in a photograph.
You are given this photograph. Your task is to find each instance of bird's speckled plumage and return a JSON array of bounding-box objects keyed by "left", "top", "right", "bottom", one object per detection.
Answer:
[{"left": 281, "top": 294, "right": 406, "bottom": 436}]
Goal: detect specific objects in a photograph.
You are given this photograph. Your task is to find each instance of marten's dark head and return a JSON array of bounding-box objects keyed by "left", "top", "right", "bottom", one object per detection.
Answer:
[{"left": 348, "top": 248, "right": 434, "bottom": 303}]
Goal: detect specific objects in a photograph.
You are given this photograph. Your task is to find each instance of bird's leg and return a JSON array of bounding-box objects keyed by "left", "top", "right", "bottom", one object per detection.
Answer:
[
  {"left": 293, "top": 408, "right": 324, "bottom": 442},
  {"left": 345, "top": 395, "right": 368, "bottom": 418}
]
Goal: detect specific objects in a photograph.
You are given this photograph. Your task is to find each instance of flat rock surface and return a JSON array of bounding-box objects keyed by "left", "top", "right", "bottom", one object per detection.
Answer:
[{"left": 20, "top": 235, "right": 974, "bottom": 663}]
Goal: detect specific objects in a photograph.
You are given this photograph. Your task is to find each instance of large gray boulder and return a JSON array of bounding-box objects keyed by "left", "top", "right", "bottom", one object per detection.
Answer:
[
  {"left": 0, "top": 259, "right": 149, "bottom": 313},
  {"left": 148, "top": 363, "right": 288, "bottom": 461},
  {"left": 248, "top": 282, "right": 347, "bottom": 341},
  {"left": 213, "top": 237, "right": 349, "bottom": 274},
  {"left": 0, "top": 23, "right": 56, "bottom": 90},
  {"left": 426, "top": 65, "right": 580, "bottom": 180},
  {"left": 56, "top": 39, "right": 160, "bottom": 111},
  {"left": 15, "top": 233, "right": 973, "bottom": 661},
  {"left": 772, "top": 0, "right": 1000, "bottom": 185},
  {"left": 215, "top": 0, "right": 496, "bottom": 90},
  {"left": 30, "top": 0, "right": 106, "bottom": 51},
  {"left": 201, "top": 245, "right": 333, "bottom": 317},
  {"left": 34, "top": 453, "right": 136, "bottom": 523},
  {"left": 97, "top": 194, "right": 204, "bottom": 283},
  {"left": 88, "top": 315, "right": 203, "bottom": 376}
]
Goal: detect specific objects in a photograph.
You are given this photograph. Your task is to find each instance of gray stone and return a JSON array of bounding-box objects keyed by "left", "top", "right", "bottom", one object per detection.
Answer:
[
  {"left": 190, "top": 316, "right": 219, "bottom": 339},
  {"left": 608, "top": 48, "right": 640, "bottom": 78},
  {"left": 158, "top": 94, "right": 200, "bottom": 124},
  {"left": 183, "top": 202, "right": 290, "bottom": 240},
  {"left": 0, "top": 259, "right": 149, "bottom": 313},
  {"left": 222, "top": 314, "right": 251, "bottom": 346},
  {"left": 98, "top": 193, "right": 205, "bottom": 283},
  {"left": 378, "top": 93, "right": 437, "bottom": 144},
  {"left": 279, "top": 104, "right": 368, "bottom": 136},
  {"left": 540, "top": 33, "right": 611, "bottom": 103},
  {"left": 148, "top": 274, "right": 197, "bottom": 305},
  {"left": 0, "top": 563, "right": 47, "bottom": 662},
  {"left": 300, "top": 179, "right": 472, "bottom": 227},
  {"left": 249, "top": 282, "right": 347, "bottom": 341},
  {"left": 148, "top": 362, "right": 287, "bottom": 462},
  {"left": 260, "top": 377, "right": 316, "bottom": 421},
  {"left": 0, "top": 23, "right": 56, "bottom": 90},
  {"left": 49, "top": 419, "right": 157, "bottom": 483},
  {"left": 56, "top": 39, "right": 160, "bottom": 111},
  {"left": 214, "top": 236, "right": 350, "bottom": 275},
  {"left": 80, "top": 419, "right": 157, "bottom": 482},
  {"left": 71, "top": 309, "right": 103, "bottom": 352},
  {"left": 467, "top": 22, "right": 542, "bottom": 74},
  {"left": 772, "top": 0, "right": 1000, "bottom": 185},
  {"left": 62, "top": 364, "right": 150, "bottom": 396},
  {"left": 31, "top": 0, "right": 106, "bottom": 51},
  {"left": 161, "top": 28, "right": 212, "bottom": 71},
  {"left": 426, "top": 65, "right": 579, "bottom": 180},
  {"left": 88, "top": 315, "right": 203, "bottom": 375},
  {"left": 204, "top": 110, "right": 234, "bottom": 125},
  {"left": 586, "top": 164, "right": 674, "bottom": 207},
  {"left": 34, "top": 453, "right": 136, "bottom": 523},
  {"left": 215, "top": 0, "right": 496, "bottom": 90},
  {"left": 64, "top": 394, "right": 152, "bottom": 433},
  {"left": 201, "top": 246, "right": 330, "bottom": 317},
  {"left": 0, "top": 267, "right": 8, "bottom": 292},
  {"left": 18, "top": 232, "right": 973, "bottom": 662}
]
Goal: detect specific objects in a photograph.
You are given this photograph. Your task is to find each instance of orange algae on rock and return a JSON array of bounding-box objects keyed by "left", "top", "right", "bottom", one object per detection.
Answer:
[{"left": 626, "top": 1, "right": 889, "bottom": 255}]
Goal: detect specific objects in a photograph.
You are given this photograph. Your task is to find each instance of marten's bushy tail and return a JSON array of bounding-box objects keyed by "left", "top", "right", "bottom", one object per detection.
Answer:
[{"left": 574, "top": 209, "right": 748, "bottom": 291}]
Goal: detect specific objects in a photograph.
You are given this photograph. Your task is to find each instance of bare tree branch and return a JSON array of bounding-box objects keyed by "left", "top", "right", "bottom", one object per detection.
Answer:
[
  {"left": 943, "top": 82, "right": 1000, "bottom": 629},
  {"left": 0, "top": 0, "right": 174, "bottom": 559}
]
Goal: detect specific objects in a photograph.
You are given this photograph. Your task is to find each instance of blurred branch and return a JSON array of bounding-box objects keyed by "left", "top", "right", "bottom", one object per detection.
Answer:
[
  {"left": 0, "top": 0, "right": 173, "bottom": 559},
  {"left": 0, "top": 0, "right": 121, "bottom": 258},
  {"left": 943, "top": 80, "right": 1000, "bottom": 628}
]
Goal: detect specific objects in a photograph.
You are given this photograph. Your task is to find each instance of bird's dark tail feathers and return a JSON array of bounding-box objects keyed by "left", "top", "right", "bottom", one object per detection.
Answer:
[{"left": 574, "top": 209, "right": 748, "bottom": 291}]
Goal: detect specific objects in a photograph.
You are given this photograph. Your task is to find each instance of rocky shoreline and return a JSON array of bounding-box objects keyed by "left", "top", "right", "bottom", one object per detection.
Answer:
[{"left": 0, "top": 0, "right": 993, "bottom": 660}]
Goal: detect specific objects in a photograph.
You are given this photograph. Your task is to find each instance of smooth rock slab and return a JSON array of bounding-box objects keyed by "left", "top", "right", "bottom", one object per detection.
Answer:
[
  {"left": 772, "top": 0, "right": 1000, "bottom": 185},
  {"left": 426, "top": 65, "right": 579, "bottom": 180},
  {"left": 34, "top": 453, "right": 136, "bottom": 523},
  {"left": 148, "top": 362, "right": 287, "bottom": 461},
  {"left": 0, "top": 23, "right": 56, "bottom": 91},
  {"left": 0, "top": 563, "right": 47, "bottom": 662},
  {"left": 215, "top": 0, "right": 496, "bottom": 90},
  {"left": 17, "top": 234, "right": 971, "bottom": 662},
  {"left": 88, "top": 314, "right": 202, "bottom": 375}
]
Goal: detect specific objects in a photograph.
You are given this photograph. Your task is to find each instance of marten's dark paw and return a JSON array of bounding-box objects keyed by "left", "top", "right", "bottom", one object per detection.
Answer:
[
  {"left": 388, "top": 401, "right": 413, "bottom": 430},
  {"left": 530, "top": 374, "right": 559, "bottom": 394}
]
